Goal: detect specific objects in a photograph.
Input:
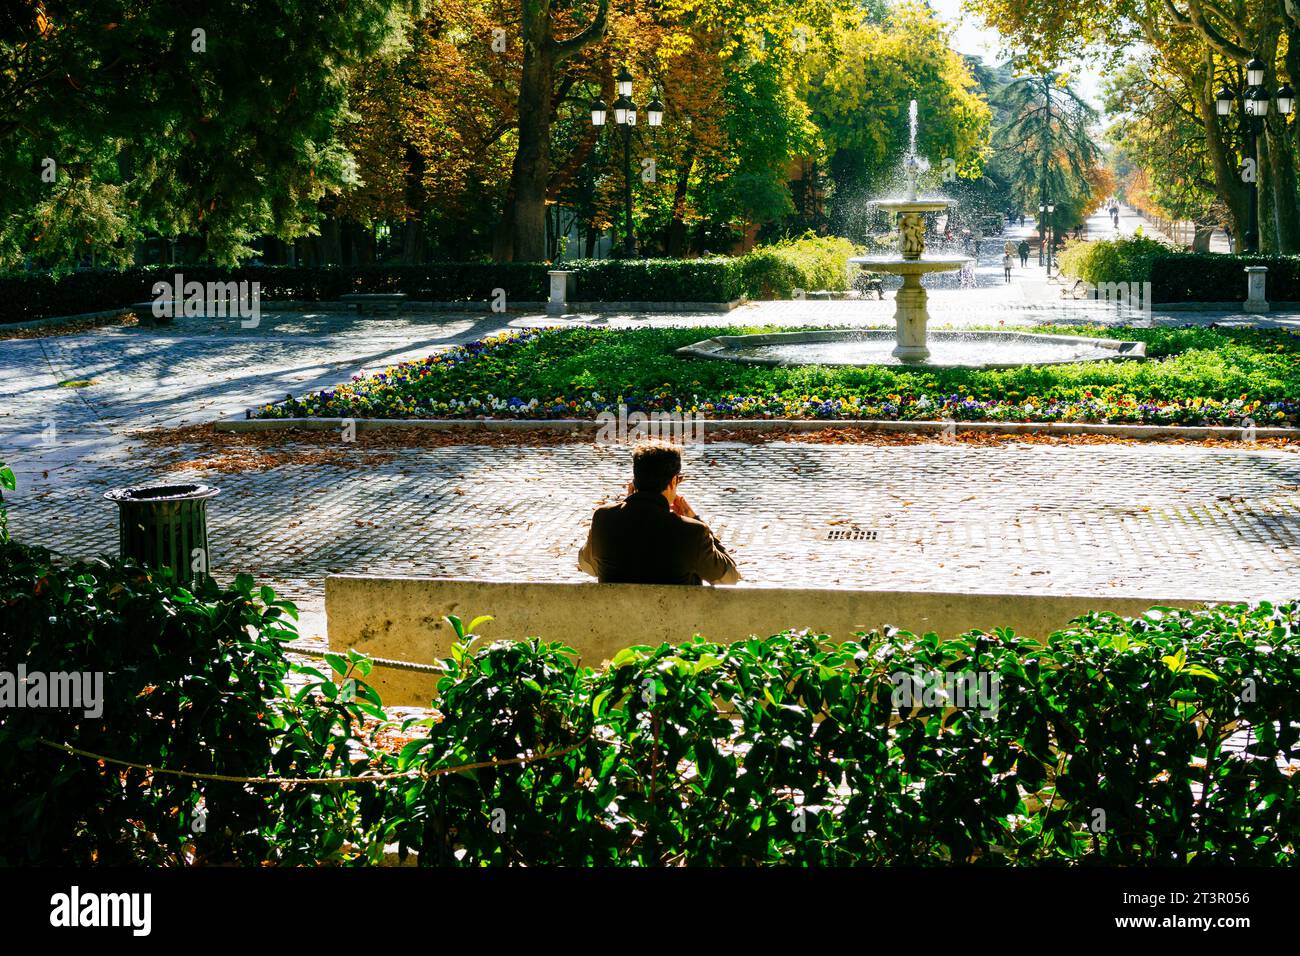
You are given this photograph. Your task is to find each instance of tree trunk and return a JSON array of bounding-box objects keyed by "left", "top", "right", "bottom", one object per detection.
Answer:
[
  {"left": 400, "top": 218, "right": 425, "bottom": 264},
  {"left": 1201, "top": 98, "right": 1249, "bottom": 243},
  {"left": 499, "top": 0, "right": 608, "bottom": 263},
  {"left": 667, "top": 146, "right": 695, "bottom": 258},
  {"left": 508, "top": 4, "right": 554, "bottom": 263},
  {"left": 319, "top": 216, "right": 342, "bottom": 265},
  {"left": 1265, "top": 117, "right": 1300, "bottom": 253}
]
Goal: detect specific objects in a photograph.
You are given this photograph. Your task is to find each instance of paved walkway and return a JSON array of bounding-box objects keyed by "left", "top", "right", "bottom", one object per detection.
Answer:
[{"left": 2, "top": 307, "right": 1298, "bottom": 643}]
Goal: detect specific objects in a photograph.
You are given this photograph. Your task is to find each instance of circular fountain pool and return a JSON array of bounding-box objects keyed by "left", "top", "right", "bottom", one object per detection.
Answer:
[{"left": 676, "top": 329, "right": 1146, "bottom": 369}]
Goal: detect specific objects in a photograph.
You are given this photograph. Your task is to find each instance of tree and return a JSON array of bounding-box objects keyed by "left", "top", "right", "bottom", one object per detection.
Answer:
[
  {"left": 0, "top": 0, "right": 406, "bottom": 269},
  {"left": 990, "top": 70, "right": 1101, "bottom": 227},
  {"left": 804, "top": 3, "right": 992, "bottom": 239},
  {"left": 965, "top": 0, "right": 1300, "bottom": 251},
  {"left": 1103, "top": 55, "right": 1230, "bottom": 238},
  {"left": 498, "top": 0, "right": 610, "bottom": 261}
]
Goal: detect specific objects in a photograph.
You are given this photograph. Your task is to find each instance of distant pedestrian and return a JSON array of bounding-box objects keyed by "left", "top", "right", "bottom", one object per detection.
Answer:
[
  {"left": 1017, "top": 239, "right": 1029, "bottom": 267},
  {"left": 1002, "top": 253, "right": 1013, "bottom": 282},
  {"left": 1019, "top": 213, "right": 1025, "bottom": 227}
]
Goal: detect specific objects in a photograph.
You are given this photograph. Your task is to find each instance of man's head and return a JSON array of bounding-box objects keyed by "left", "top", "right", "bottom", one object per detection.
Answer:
[{"left": 631, "top": 440, "right": 682, "bottom": 498}]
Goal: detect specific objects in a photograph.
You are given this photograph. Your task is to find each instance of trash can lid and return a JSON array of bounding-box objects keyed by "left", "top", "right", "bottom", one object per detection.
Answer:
[{"left": 104, "top": 483, "right": 220, "bottom": 503}]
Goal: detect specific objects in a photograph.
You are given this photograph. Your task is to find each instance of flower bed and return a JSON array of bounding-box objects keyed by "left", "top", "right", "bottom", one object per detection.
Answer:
[{"left": 256, "top": 326, "right": 1300, "bottom": 428}]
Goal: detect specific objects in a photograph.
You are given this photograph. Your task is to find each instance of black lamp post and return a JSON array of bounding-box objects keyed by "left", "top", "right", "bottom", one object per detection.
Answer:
[
  {"left": 590, "top": 67, "right": 664, "bottom": 258},
  {"left": 1215, "top": 59, "right": 1295, "bottom": 253}
]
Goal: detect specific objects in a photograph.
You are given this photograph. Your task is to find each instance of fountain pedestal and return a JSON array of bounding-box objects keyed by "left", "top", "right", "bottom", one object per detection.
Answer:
[{"left": 894, "top": 272, "right": 929, "bottom": 361}]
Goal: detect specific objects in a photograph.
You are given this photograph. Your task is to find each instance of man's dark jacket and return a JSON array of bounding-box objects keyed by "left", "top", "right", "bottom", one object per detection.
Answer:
[{"left": 578, "top": 491, "right": 740, "bottom": 585}]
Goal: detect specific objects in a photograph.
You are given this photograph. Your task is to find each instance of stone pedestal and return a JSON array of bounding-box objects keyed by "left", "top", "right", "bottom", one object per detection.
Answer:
[
  {"left": 547, "top": 270, "right": 572, "bottom": 316},
  {"left": 1244, "top": 266, "right": 1269, "bottom": 313},
  {"left": 893, "top": 272, "right": 930, "bottom": 362}
]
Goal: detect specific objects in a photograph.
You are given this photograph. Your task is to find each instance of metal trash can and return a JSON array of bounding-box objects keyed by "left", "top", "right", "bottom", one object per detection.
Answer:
[{"left": 104, "top": 484, "right": 220, "bottom": 587}]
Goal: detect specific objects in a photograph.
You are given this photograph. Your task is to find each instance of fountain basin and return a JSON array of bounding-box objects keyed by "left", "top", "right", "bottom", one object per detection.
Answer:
[
  {"left": 869, "top": 198, "right": 952, "bottom": 215},
  {"left": 850, "top": 254, "right": 972, "bottom": 275},
  {"left": 676, "top": 329, "right": 1147, "bottom": 369}
]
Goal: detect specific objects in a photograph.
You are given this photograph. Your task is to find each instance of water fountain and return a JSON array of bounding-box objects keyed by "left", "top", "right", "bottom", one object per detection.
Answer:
[
  {"left": 849, "top": 99, "right": 971, "bottom": 361},
  {"left": 677, "top": 100, "right": 1146, "bottom": 370}
]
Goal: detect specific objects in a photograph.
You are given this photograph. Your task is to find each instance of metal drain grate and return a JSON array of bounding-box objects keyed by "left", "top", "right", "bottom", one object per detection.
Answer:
[{"left": 827, "top": 528, "right": 877, "bottom": 541}]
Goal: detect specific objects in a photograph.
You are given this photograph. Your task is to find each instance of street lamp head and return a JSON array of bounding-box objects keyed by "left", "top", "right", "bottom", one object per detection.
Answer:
[
  {"left": 612, "top": 95, "right": 630, "bottom": 125},
  {"left": 616, "top": 66, "right": 634, "bottom": 97},
  {"left": 1278, "top": 82, "right": 1295, "bottom": 116},
  {"left": 1214, "top": 84, "right": 1234, "bottom": 116},
  {"left": 1047, "top": 203, "right": 1055, "bottom": 213},
  {"left": 626, "top": 99, "right": 638, "bottom": 126},
  {"left": 1247, "top": 85, "right": 1270, "bottom": 116},
  {"left": 647, "top": 97, "right": 664, "bottom": 127},
  {"left": 590, "top": 98, "right": 608, "bottom": 127},
  {"left": 1247, "top": 56, "right": 1266, "bottom": 87}
]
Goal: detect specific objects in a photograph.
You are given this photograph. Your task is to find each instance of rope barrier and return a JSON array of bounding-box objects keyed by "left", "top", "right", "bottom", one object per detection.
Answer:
[{"left": 37, "top": 734, "right": 592, "bottom": 786}]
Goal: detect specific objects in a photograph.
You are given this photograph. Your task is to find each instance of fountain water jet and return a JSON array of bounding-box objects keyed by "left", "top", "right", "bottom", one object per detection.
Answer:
[{"left": 849, "top": 99, "right": 970, "bottom": 362}]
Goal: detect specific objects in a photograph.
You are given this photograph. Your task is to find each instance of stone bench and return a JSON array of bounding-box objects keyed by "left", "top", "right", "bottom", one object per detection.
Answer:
[
  {"left": 324, "top": 575, "right": 1197, "bottom": 705},
  {"left": 340, "top": 293, "right": 408, "bottom": 313}
]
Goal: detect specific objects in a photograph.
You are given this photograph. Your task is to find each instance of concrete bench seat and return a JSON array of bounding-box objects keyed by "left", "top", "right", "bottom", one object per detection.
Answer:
[{"left": 325, "top": 574, "right": 1196, "bottom": 705}]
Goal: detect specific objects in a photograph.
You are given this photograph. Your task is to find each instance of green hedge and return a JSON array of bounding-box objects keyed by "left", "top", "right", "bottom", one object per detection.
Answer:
[
  {"left": 0, "top": 541, "right": 383, "bottom": 865},
  {"left": 1056, "top": 236, "right": 1300, "bottom": 303},
  {"left": 0, "top": 258, "right": 758, "bottom": 325},
  {"left": 4, "top": 536, "right": 1297, "bottom": 865},
  {"left": 373, "top": 607, "right": 1300, "bottom": 865},
  {"left": 564, "top": 257, "right": 745, "bottom": 302},
  {"left": 1152, "top": 253, "right": 1300, "bottom": 303},
  {"left": 0, "top": 264, "right": 554, "bottom": 324},
  {"left": 739, "top": 234, "right": 859, "bottom": 299},
  {"left": 1056, "top": 235, "right": 1170, "bottom": 286}
]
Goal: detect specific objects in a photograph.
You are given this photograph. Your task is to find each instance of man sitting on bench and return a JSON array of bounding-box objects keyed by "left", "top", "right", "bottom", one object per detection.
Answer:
[{"left": 578, "top": 440, "right": 741, "bottom": 585}]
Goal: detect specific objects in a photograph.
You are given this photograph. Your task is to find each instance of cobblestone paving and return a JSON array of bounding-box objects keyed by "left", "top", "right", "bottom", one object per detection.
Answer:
[{"left": 3, "top": 304, "right": 1299, "bottom": 639}]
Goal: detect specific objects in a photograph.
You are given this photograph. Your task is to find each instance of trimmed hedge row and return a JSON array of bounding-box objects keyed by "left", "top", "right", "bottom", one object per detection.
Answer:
[
  {"left": 1057, "top": 236, "right": 1300, "bottom": 303},
  {"left": 4, "top": 528, "right": 1297, "bottom": 865},
  {"left": 566, "top": 258, "right": 746, "bottom": 302},
  {"left": 2, "top": 234, "right": 870, "bottom": 324},
  {"left": 1152, "top": 253, "right": 1300, "bottom": 303},
  {"left": 0, "top": 259, "right": 755, "bottom": 325},
  {"left": 0, "top": 264, "right": 551, "bottom": 324}
]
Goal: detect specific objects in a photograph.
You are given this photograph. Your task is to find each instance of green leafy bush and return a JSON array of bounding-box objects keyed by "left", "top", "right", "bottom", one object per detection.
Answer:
[
  {"left": 740, "top": 234, "right": 859, "bottom": 298},
  {"left": 1056, "top": 235, "right": 1171, "bottom": 286},
  {"left": 565, "top": 257, "right": 746, "bottom": 302},
  {"left": 0, "top": 459, "right": 14, "bottom": 541},
  {"left": 4, "top": 565, "right": 1297, "bottom": 865},
  {"left": 0, "top": 541, "right": 384, "bottom": 865},
  {"left": 1151, "top": 253, "right": 1300, "bottom": 303},
  {"left": 371, "top": 602, "right": 1300, "bottom": 865}
]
